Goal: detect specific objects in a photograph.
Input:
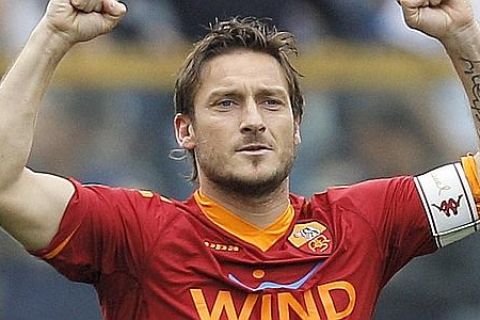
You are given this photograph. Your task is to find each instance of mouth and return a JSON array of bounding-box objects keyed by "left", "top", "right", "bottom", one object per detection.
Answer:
[{"left": 236, "top": 144, "right": 273, "bottom": 155}]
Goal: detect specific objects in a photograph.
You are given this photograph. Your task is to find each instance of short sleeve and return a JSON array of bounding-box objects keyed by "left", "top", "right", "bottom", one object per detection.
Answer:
[
  {"left": 30, "top": 178, "right": 167, "bottom": 284},
  {"left": 328, "top": 176, "right": 437, "bottom": 283}
]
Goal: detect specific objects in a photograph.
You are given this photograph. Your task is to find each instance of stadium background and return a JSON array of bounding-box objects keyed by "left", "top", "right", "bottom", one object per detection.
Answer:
[{"left": 1, "top": 0, "right": 480, "bottom": 318}]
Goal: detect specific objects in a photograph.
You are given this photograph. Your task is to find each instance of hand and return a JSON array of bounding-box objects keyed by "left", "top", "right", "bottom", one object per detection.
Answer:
[
  {"left": 399, "top": 0, "right": 478, "bottom": 43},
  {"left": 42, "top": 0, "right": 127, "bottom": 45}
]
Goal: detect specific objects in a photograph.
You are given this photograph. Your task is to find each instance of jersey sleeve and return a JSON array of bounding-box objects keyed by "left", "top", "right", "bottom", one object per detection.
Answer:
[
  {"left": 29, "top": 178, "right": 168, "bottom": 284},
  {"left": 329, "top": 161, "right": 479, "bottom": 283},
  {"left": 337, "top": 176, "right": 437, "bottom": 282}
]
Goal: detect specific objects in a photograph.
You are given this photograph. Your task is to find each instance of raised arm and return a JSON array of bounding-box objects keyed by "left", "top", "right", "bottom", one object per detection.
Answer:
[
  {"left": 0, "top": 0, "right": 126, "bottom": 250},
  {"left": 399, "top": 0, "right": 480, "bottom": 147}
]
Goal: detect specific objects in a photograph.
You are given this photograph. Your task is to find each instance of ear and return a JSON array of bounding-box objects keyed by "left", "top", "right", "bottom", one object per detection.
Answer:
[
  {"left": 294, "top": 119, "right": 302, "bottom": 145},
  {"left": 174, "top": 113, "right": 196, "bottom": 150}
]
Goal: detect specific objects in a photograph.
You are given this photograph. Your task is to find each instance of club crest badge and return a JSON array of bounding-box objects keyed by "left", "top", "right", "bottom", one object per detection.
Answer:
[{"left": 288, "top": 221, "right": 333, "bottom": 255}]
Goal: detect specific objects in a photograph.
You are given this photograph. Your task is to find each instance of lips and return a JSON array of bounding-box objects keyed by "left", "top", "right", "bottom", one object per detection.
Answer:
[{"left": 236, "top": 144, "right": 273, "bottom": 152}]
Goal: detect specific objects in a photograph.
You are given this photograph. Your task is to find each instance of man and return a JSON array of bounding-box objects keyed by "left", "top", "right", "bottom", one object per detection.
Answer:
[{"left": 1, "top": 0, "right": 480, "bottom": 319}]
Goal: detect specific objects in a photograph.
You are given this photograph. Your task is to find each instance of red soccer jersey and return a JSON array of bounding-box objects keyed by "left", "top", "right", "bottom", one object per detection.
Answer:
[{"left": 32, "top": 176, "right": 436, "bottom": 320}]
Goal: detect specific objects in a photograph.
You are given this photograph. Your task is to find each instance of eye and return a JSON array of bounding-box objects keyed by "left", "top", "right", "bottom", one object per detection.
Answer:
[
  {"left": 218, "top": 100, "right": 233, "bottom": 108},
  {"left": 262, "top": 98, "right": 283, "bottom": 110},
  {"left": 216, "top": 99, "right": 236, "bottom": 110}
]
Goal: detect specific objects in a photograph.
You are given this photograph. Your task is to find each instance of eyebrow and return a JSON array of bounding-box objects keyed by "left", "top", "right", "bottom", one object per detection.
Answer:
[{"left": 207, "top": 86, "right": 289, "bottom": 100}]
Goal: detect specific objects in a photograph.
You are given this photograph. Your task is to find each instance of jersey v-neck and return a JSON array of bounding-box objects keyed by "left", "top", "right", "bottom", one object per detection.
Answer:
[{"left": 193, "top": 190, "right": 294, "bottom": 252}]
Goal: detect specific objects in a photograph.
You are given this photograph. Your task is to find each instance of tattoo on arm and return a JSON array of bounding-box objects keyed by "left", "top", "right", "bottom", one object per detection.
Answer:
[{"left": 462, "top": 58, "right": 480, "bottom": 139}]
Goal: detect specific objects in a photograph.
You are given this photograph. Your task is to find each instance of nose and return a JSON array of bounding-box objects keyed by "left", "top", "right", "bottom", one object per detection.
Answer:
[{"left": 240, "top": 98, "right": 266, "bottom": 134}]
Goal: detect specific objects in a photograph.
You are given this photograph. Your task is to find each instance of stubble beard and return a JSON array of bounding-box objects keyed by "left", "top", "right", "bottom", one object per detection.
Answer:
[{"left": 197, "top": 150, "right": 296, "bottom": 198}]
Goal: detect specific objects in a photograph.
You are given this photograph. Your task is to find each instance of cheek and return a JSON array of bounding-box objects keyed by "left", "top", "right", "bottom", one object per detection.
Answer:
[
  {"left": 195, "top": 114, "right": 239, "bottom": 141},
  {"left": 274, "top": 121, "right": 296, "bottom": 146},
  {"left": 195, "top": 123, "right": 233, "bottom": 154}
]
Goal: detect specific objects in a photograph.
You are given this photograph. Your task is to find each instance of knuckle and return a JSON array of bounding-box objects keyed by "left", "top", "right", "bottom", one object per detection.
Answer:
[{"left": 72, "top": 0, "right": 87, "bottom": 10}]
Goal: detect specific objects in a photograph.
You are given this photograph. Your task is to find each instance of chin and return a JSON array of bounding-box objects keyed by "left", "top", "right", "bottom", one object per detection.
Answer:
[
  {"left": 211, "top": 167, "right": 289, "bottom": 197},
  {"left": 199, "top": 153, "right": 295, "bottom": 197}
]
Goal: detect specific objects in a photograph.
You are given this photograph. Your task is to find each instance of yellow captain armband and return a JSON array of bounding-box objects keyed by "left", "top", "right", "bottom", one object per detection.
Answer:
[{"left": 461, "top": 154, "right": 480, "bottom": 205}]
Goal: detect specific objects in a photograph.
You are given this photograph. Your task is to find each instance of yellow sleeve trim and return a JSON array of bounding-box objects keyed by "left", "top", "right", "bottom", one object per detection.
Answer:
[
  {"left": 462, "top": 155, "right": 480, "bottom": 205},
  {"left": 42, "top": 225, "right": 80, "bottom": 260}
]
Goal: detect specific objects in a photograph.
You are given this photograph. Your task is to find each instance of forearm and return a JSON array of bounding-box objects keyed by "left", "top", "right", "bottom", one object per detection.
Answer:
[
  {"left": 0, "top": 0, "right": 126, "bottom": 250},
  {"left": 442, "top": 22, "right": 480, "bottom": 147},
  {"left": 0, "top": 20, "right": 72, "bottom": 190}
]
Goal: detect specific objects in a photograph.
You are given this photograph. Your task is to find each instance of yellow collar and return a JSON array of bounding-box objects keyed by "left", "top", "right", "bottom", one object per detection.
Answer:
[{"left": 194, "top": 190, "right": 294, "bottom": 252}]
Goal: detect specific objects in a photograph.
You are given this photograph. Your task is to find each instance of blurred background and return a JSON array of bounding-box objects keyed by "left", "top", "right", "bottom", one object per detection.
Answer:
[{"left": 1, "top": 0, "right": 480, "bottom": 319}]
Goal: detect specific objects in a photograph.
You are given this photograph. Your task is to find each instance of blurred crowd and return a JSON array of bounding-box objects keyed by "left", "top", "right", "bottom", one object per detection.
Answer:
[
  {"left": 5, "top": 0, "right": 480, "bottom": 54},
  {"left": 1, "top": 1, "right": 480, "bottom": 319}
]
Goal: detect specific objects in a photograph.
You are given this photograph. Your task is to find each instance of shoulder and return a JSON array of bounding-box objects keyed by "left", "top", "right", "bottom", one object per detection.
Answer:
[
  {"left": 306, "top": 176, "right": 416, "bottom": 210},
  {"left": 69, "top": 178, "right": 190, "bottom": 224}
]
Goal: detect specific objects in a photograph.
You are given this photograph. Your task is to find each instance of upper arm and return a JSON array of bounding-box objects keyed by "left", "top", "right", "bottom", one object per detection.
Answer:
[
  {"left": 329, "top": 176, "right": 437, "bottom": 283},
  {"left": 31, "top": 176, "right": 168, "bottom": 283},
  {"left": 346, "top": 163, "right": 479, "bottom": 280},
  {"left": 0, "top": 168, "right": 75, "bottom": 251},
  {"left": 347, "top": 176, "right": 436, "bottom": 256}
]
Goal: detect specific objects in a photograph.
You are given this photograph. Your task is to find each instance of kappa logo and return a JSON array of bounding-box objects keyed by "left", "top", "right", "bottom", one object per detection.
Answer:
[
  {"left": 432, "top": 195, "right": 463, "bottom": 217},
  {"left": 288, "top": 222, "right": 333, "bottom": 254}
]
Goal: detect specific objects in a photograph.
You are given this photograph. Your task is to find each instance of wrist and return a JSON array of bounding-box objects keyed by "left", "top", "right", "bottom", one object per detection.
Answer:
[
  {"left": 29, "top": 20, "right": 76, "bottom": 61},
  {"left": 441, "top": 21, "right": 480, "bottom": 58}
]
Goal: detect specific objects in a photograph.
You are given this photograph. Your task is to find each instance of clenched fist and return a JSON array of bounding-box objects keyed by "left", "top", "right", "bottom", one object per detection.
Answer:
[
  {"left": 399, "top": 0, "right": 477, "bottom": 43},
  {"left": 43, "top": 0, "right": 127, "bottom": 45}
]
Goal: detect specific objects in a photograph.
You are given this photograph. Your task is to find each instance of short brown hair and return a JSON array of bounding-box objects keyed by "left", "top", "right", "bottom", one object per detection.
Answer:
[{"left": 174, "top": 17, "right": 304, "bottom": 181}]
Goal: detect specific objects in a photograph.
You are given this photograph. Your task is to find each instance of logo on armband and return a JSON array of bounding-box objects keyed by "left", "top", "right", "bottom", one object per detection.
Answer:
[
  {"left": 431, "top": 195, "right": 463, "bottom": 217},
  {"left": 430, "top": 173, "right": 452, "bottom": 196}
]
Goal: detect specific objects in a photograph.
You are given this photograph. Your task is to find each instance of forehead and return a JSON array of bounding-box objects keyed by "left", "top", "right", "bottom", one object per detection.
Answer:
[{"left": 197, "top": 50, "right": 289, "bottom": 94}]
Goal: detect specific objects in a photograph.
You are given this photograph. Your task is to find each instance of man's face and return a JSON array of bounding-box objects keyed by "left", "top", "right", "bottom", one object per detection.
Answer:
[{"left": 177, "top": 50, "right": 301, "bottom": 196}]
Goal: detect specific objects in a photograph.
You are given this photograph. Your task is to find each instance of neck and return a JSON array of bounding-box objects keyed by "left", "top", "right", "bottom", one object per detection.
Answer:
[{"left": 198, "top": 178, "right": 291, "bottom": 228}]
